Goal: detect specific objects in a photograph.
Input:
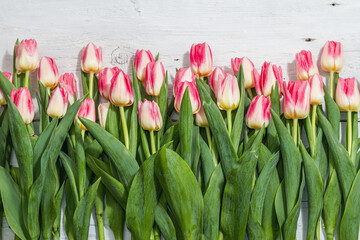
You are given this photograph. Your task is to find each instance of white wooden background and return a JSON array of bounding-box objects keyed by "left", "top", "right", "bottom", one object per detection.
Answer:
[{"left": 1, "top": 0, "right": 360, "bottom": 239}]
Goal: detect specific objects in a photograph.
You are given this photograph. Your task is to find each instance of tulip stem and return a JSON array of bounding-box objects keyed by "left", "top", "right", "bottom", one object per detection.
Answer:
[
  {"left": 81, "top": 129, "right": 85, "bottom": 142},
  {"left": 293, "top": 118, "right": 298, "bottom": 146},
  {"left": 24, "top": 70, "right": 30, "bottom": 89},
  {"left": 119, "top": 106, "right": 129, "bottom": 149},
  {"left": 347, "top": 111, "right": 352, "bottom": 155},
  {"left": 246, "top": 89, "right": 254, "bottom": 99},
  {"left": 205, "top": 127, "right": 212, "bottom": 151},
  {"left": 227, "top": 110, "right": 232, "bottom": 135},
  {"left": 329, "top": 71, "right": 334, "bottom": 99},
  {"left": 312, "top": 105, "right": 317, "bottom": 148},
  {"left": 150, "top": 130, "right": 156, "bottom": 154},
  {"left": 89, "top": 72, "right": 94, "bottom": 99}
]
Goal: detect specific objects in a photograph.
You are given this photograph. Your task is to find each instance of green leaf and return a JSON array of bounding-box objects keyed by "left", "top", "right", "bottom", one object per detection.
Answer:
[
  {"left": 323, "top": 82, "right": 340, "bottom": 138},
  {"left": 179, "top": 87, "right": 193, "bottom": 167},
  {"left": 75, "top": 123, "right": 86, "bottom": 198},
  {"left": 106, "top": 190, "right": 125, "bottom": 240},
  {"left": 154, "top": 201, "right": 177, "bottom": 240},
  {"left": 59, "top": 152, "right": 79, "bottom": 203},
  {"left": 0, "top": 71, "right": 15, "bottom": 97},
  {"left": 128, "top": 101, "right": 138, "bottom": 158},
  {"left": 157, "top": 71, "right": 168, "bottom": 139},
  {"left": 199, "top": 137, "right": 216, "bottom": 191},
  {"left": 191, "top": 125, "right": 200, "bottom": 174},
  {"left": 81, "top": 71, "right": 89, "bottom": 96}
]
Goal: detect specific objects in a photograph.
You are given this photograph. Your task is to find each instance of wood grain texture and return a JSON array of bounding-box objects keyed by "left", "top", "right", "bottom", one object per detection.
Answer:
[{"left": 1, "top": 0, "right": 360, "bottom": 239}]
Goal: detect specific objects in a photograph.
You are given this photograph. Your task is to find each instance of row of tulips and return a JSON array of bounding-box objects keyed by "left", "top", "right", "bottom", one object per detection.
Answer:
[{"left": 0, "top": 38, "right": 359, "bottom": 240}]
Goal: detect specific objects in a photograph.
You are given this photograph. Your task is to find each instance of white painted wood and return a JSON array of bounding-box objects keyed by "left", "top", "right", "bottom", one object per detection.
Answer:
[{"left": 1, "top": 0, "right": 360, "bottom": 239}]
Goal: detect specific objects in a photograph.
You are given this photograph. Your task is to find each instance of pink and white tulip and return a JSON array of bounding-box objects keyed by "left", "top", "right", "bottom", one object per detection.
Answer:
[
  {"left": 173, "top": 67, "right": 195, "bottom": 96},
  {"left": 216, "top": 74, "right": 240, "bottom": 111},
  {"left": 138, "top": 99, "right": 163, "bottom": 131},
  {"left": 320, "top": 41, "right": 343, "bottom": 72},
  {"left": 256, "top": 62, "right": 283, "bottom": 97},
  {"left": 47, "top": 87, "right": 68, "bottom": 119},
  {"left": 335, "top": 77, "right": 360, "bottom": 112},
  {"left": 9, "top": 87, "right": 34, "bottom": 124},
  {"left": 246, "top": 95, "right": 271, "bottom": 129},
  {"left": 109, "top": 70, "right": 134, "bottom": 107},
  {"left": 195, "top": 105, "right": 209, "bottom": 128},
  {"left": 38, "top": 56, "right": 59, "bottom": 89},
  {"left": 190, "top": 42, "right": 213, "bottom": 77},
  {"left": 309, "top": 74, "right": 324, "bottom": 105},
  {"left": 174, "top": 81, "right": 201, "bottom": 114},
  {"left": 98, "top": 102, "right": 110, "bottom": 129},
  {"left": 231, "top": 57, "right": 259, "bottom": 89},
  {"left": 81, "top": 42, "right": 102, "bottom": 73},
  {"left": 76, "top": 98, "right": 96, "bottom": 130},
  {"left": 15, "top": 39, "right": 39, "bottom": 73},
  {"left": 145, "top": 61, "right": 165, "bottom": 97},
  {"left": 98, "top": 67, "right": 119, "bottom": 100},
  {"left": 283, "top": 81, "right": 311, "bottom": 119},
  {"left": 0, "top": 72, "right": 13, "bottom": 105},
  {"left": 59, "top": 73, "right": 77, "bottom": 105},
  {"left": 209, "top": 67, "right": 225, "bottom": 96},
  {"left": 134, "top": 49, "right": 154, "bottom": 82},
  {"left": 296, "top": 50, "right": 319, "bottom": 81}
]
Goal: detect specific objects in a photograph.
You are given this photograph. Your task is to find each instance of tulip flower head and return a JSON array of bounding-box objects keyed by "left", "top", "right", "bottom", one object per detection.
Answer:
[
  {"left": 216, "top": 74, "right": 240, "bottom": 111},
  {"left": 173, "top": 67, "right": 195, "bottom": 96},
  {"left": 256, "top": 62, "right": 283, "bottom": 97},
  {"left": 231, "top": 57, "right": 259, "bottom": 89},
  {"left": 15, "top": 39, "right": 39, "bottom": 73},
  {"left": 59, "top": 73, "right": 77, "bottom": 105},
  {"left": 98, "top": 102, "right": 110, "bottom": 129},
  {"left": 0, "top": 72, "right": 13, "bottom": 105},
  {"left": 98, "top": 67, "right": 120, "bottom": 100},
  {"left": 145, "top": 61, "right": 165, "bottom": 97},
  {"left": 320, "top": 41, "right": 343, "bottom": 72},
  {"left": 309, "top": 74, "right": 324, "bottom": 105},
  {"left": 9, "top": 88, "right": 34, "bottom": 124},
  {"left": 209, "top": 67, "right": 225, "bottom": 97},
  {"left": 174, "top": 81, "right": 201, "bottom": 114},
  {"left": 283, "top": 81, "right": 311, "bottom": 119},
  {"left": 134, "top": 49, "right": 154, "bottom": 82},
  {"left": 246, "top": 95, "right": 271, "bottom": 129},
  {"left": 76, "top": 98, "right": 96, "bottom": 130},
  {"left": 194, "top": 105, "right": 209, "bottom": 128},
  {"left": 138, "top": 99, "right": 163, "bottom": 131},
  {"left": 81, "top": 42, "right": 102, "bottom": 73},
  {"left": 47, "top": 87, "right": 68, "bottom": 119},
  {"left": 190, "top": 42, "right": 213, "bottom": 77},
  {"left": 38, "top": 56, "right": 60, "bottom": 89},
  {"left": 335, "top": 77, "right": 360, "bottom": 112},
  {"left": 296, "top": 50, "right": 319, "bottom": 81},
  {"left": 109, "top": 70, "right": 134, "bottom": 107}
]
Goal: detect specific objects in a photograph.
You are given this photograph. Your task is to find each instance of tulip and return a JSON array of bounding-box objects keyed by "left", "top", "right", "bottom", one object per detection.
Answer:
[
  {"left": 76, "top": 98, "right": 96, "bottom": 130},
  {"left": 134, "top": 49, "right": 154, "bottom": 82},
  {"left": 296, "top": 50, "right": 319, "bottom": 81},
  {"left": 98, "top": 67, "right": 119, "bottom": 100},
  {"left": 0, "top": 72, "right": 13, "bottom": 105},
  {"left": 231, "top": 57, "right": 259, "bottom": 89},
  {"left": 109, "top": 70, "right": 134, "bottom": 107},
  {"left": 320, "top": 41, "right": 343, "bottom": 72},
  {"left": 81, "top": 42, "right": 102, "bottom": 73},
  {"left": 190, "top": 42, "right": 213, "bottom": 77},
  {"left": 173, "top": 67, "right": 195, "bottom": 96},
  {"left": 15, "top": 39, "right": 39, "bottom": 73},
  {"left": 194, "top": 105, "right": 209, "bottom": 128},
  {"left": 283, "top": 81, "right": 311, "bottom": 119},
  {"left": 209, "top": 67, "right": 225, "bottom": 96},
  {"left": 59, "top": 73, "right": 77, "bottom": 104},
  {"left": 216, "top": 74, "right": 240, "bottom": 111},
  {"left": 37, "top": 56, "right": 60, "bottom": 89},
  {"left": 47, "top": 87, "right": 68, "bottom": 118},
  {"left": 246, "top": 95, "right": 271, "bottom": 129},
  {"left": 9, "top": 88, "right": 34, "bottom": 124},
  {"left": 174, "top": 81, "right": 201, "bottom": 114},
  {"left": 309, "top": 74, "right": 324, "bottom": 105},
  {"left": 138, "top": 99, "right": 163, "bottom": 131},
  {"left": 255, "top": 62, "right": 283, "bottom": 97},
  {"left": 98, "top": 102, "right": 110, "bottom": 129},
  {"left": 335, "top": 77, "right": 360, "bottom": 112},
  {"left": 145, "top": 61, "right": 165, "bottom": 97}
]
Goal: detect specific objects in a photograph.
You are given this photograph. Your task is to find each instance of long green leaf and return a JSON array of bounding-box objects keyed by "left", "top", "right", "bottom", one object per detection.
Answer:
[
  {"left": 105, "top": 191, "right": 125, "bottom": 240},
  {"left": 0, "top": 71, "right": 15, "bottom": 96},
  {"left": 60, "top": 152, "right": 79, "bottom": 203},
  {"left": 179, "top": 88, "right": 193, "bottom": 167}
]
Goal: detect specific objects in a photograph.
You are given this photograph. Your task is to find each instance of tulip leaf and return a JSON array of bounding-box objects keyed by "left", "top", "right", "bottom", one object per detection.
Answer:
[
  {"left": 247, "top": 209, "right": 265, "bottom": 240},
  {"left": 0, "top": 71, "right": 15, "bottom": 96},
  {"left": 199, "top": 137, "right": 216, "bottom": 191},
  {"left": 323, "top": 83, "right": 340, "bottom": 138},
  {"left": 60, "top": 151, "right": 79, "bottom": 203},
  {"left": 157, "top": 71, "right": 168, "bottom": 140},
  {"left": 191, "top": 125, "right": 200, "bottom": 174},
  {"left": 75, "top": 123, "right": 86, "bottom": 198},
  {"left": 154, "top": 201, "right": 177, "bottom": 240},
  {"left": 52, "top": 181, "right": 65, "bottom": 239},
  {"left": 179, "top": 87, "right": 193, "bottom": 168},
  {"left": 105, "top": 191, "right": 125, "bottom": 240},
  {"left": 81, "top": 70, "right": 89, "bottom": 96},
  {"left": 128, "top": 102, "right": 138, "bottom": 158}
]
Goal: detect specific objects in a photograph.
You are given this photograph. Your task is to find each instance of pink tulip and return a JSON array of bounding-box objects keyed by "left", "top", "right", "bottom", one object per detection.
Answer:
[
  {"left": 59, "top": 73, "right": 77, "bottom": 105},
  {"left": 231, "top": 57, "right": 259, "bottom": 89},
  {"left": 134, "top": 49, "right": 154, "bottom": 82},
  {"left": 309, "top": 74, "right": 324, "bottom": 105},
  {"left": 283, "top": 81, "right": 311, "bottom": 119},
  {"left": 246, "top": 95, "right": 271, "bottom": 129},
  {"left": 98, "top": 102, "right": 110, "bottom": 129},
  {"left": 138, "top": 99, "right": 163, "bottom": 131},
  {"left": 81, "top": 42, "right": 102, "bottom": 73},
  {"left": 47, "top": 87, "right": 68, "bottom": 119},
  {"left": 15, "top": 39, "right": 39, "bottom": 73},
  {"left": 255, "top": 62, "right": 283, "bottom": 97},
  {"left": 174, "top": 81, "right": 201, "bottom": 114},
  {"left": 9, "top": 87, "right": 34, "bottom": 124},
  {"left": 209, "top": 67, "right": 225, "bottom": 97},
  {"left": 98, "top": 67, "right": 119, "bottom": 100},
  {"left": 0, "top": 72, "right": 13, "bottom": 105},
  {"left": 38, "top": 56, "right": 59, "bottom": 89},
  {"left": 76, "top": 98, "right": 96, "bottom": 130},
  {"left": 194, "top": 105, "right": 209, "bottom": 127},
  {"left": 320, "top": 41, "right": 343, "bottom": 72},
  {"left": 109, "top": 70, "right": 134, "bottom": 107},
  {"left": 173, "top": 67, "right": 195, "bottom": 96},
  {"left": 296, "top": 50, "right": 319, "bottom": 81},
  {"left": 145, "top": 61, "right": 165, "bottom": 97},
  {"left": 335, "top": 77, "right": 360, "bottom": 112},
  {"left": 216, "top": 74, "right": 240, "bottom": 111},
  {"left": 190, "top": 42, "right": 213, "bottom": 77}
]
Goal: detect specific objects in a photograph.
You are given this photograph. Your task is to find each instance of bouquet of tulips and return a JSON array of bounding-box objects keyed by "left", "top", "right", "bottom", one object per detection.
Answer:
[{"left": 0, "top": 38, "right": 359, "bottom": 240}]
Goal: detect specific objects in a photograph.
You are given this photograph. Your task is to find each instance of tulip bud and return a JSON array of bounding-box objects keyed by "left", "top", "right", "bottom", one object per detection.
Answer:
[
  {"left": 335, "top": 77, "right": 360, "bottom": 112},
  {"left": 81, "top": 42, "right": 102, "bottom": 73},
  {"left": 255, "top": 62, "right": 283, "bottom": 97},
  {"left": 38, "top": 56, "right": 60, "bottom": 89},
  {"left": 138, "top": 99, "right": 163, "bottom": 131},
  {"left": 15, "top": 39, "right": 39, "bottom": 73},
  {"left": 231, "top": 57, "right": 259, "bottom": 89},
  {"left": 209, "top": 67, "right": 225, "bottom": 97},
  {"left": 109, "top": 70, "right": 134, "bottom": 107},
  {"left": 134, "top": 49, "right": 154, "bottom": 82},
  {"left": 190, "top": 42, "right": 213, "bottom": 77},
  {"left": 320, "top": 41, "right": 343, "bottom": 72},
  {"left": 9, "top": 88, "right": 34, "bottom": 124},
  {"left": 0, "top": 72, "right": 13, "bottom": 105},
  {"left": 246, "top": 95, "right": 271, "bottom": 129},
  {"left": 283, "top": 81, "right": 311, "bottom": 119},
  {"left": 309, "top": 74, "right": 324, "bottom": 105},
  {"left": 216, "top": 74, "right": 240, "bottom": 111},
  {"left": 174, "top": 81, "right": 201, "bottom": 114},
  {"left": 47, "top": 87, "right": 68, "bottom": 118},
  {"left": 296, "top": 50, "right": 319, "bottom": 81},
  {"left": 145, "top": 61, "right": 165, "bottom": 97},
  {"left": 173, "top": 67, "right": 195, "bottom": 96},
  {"left": 59, "top": 73, "right": 77, "bottom": 105},
  {"left": 98, "top": 67, "right": 119, "bottom": 100},
  {"left": 98, "top": 102, "right": 110, "bottom": 129},
  {"left": 194, "top": 105, "right": 209, "bottom": 127},
  {"left": 76, "top": 98, "right": 96, "bottom": 130}
]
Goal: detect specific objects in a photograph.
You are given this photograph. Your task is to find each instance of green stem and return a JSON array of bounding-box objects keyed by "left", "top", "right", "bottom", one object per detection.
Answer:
[
  {"left": 205, "top": 127, "right": 212, "bottom": 151},
  {"left": 89, "top": 72, "right": 94, "bottom": 99},
  {"left": 347, "top": 111, "right": 352, "bottom": 155},
  {"left": 52, "top": 231, "right": 60, "bottom": 240},
  {"left": 96, "top": 213, "right": 105, "bottom": 240},
  {"left": 150, "top": 130, "right": 156, "bottom": 154},
  {"left": 119, "top": 106, "right": 129, "bottom": 149},
  {"left": 286, "top": 119, "right": 291, "bottom": 134},
  {"left": 329, "top": 71, "right": 334, "bottom": 99},
  {"left": 312, "top": 105, "right": 317, "bottom": 149},
  {"left": 227, "top": 110, "right": 232, "bottom": 135},
  {"left": 293, "top": 118, "right": 298, "bottom": 146},
  {"left": 218, "top": 231, "right": 224, "bottom": 240},
  {"left": 24, "top": 70, "right": 30, "bottom": 88},
  {"left": 81, "top": 129, "right": 85, "bottom": 142},
  {"left": 154, "top": 224, "right": 161, "bottom": 240},
  {"left": 246, "top": 88, "right": 254, "bottom": 99}
]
